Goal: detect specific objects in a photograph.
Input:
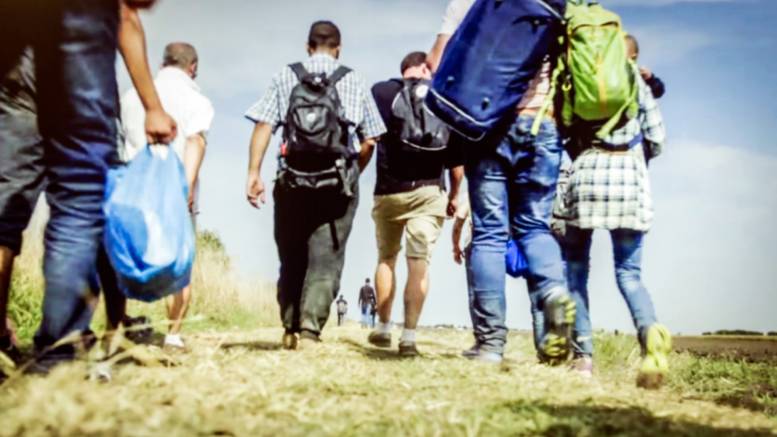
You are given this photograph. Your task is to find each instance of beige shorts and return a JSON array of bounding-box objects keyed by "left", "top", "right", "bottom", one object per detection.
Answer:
[{"left": 372, "top": 186, "right": 447, "bottom": 262}]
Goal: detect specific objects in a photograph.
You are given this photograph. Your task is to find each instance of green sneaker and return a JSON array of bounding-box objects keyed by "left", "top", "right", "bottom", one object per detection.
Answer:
[
  {"left": 637, "top": 324, "right": 672, "bottom": 389},
  {"left": 539, "top": 294, "right": 576, "bottom": 366}
]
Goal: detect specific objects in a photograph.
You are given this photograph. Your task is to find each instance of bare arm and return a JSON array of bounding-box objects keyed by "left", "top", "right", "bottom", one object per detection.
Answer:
[
  {"left": 447, "top": 165, "right": 464, "bottom": 217},
  {"left": 118, "top": 3, "right": 176, "bottom": 144},
  {"left": 183, "top": 134, "right": 206, "bottom": 212},
  {"left": 358, "top": 137, "right": 378, "bottom": 173},
  {"left": 246, "top": 122, "right": 273, "bottom": 209},
  {"left": 427, "top": 34, "right": 452, "bottom": 74}
]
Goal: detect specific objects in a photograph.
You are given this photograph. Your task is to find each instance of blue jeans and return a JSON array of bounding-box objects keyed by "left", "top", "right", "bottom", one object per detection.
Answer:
[
  {"left": 465, "top": 116, "right": 567, "bottom": 355},
  {"left": 563, "top": 227, "right": 658, "bottom": 357},
  {"left": 1, "top": 1, "right": 120, "bottom": 358}
]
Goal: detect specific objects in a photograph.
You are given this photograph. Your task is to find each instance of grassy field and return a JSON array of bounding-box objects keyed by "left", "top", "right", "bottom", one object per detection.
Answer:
[
  {"left": 2, "top": 214, "right": 777, "bottom": 436},
  {"left": 1, "top": 326, "right": 776, "bottom": 436}
]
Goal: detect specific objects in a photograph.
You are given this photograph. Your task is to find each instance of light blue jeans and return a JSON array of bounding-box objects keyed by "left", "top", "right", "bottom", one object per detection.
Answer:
[
  {"left": 465, "top": 116, "right": 567, "bottom": 355},
  {"left": 563, "top": 227, "right": 658, "bottom": 357}
]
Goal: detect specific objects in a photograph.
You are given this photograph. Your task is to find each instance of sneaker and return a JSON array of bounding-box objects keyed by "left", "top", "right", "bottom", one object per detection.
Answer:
[
  {"left": 163, "top": 334, "right": 187, "bottom": 352},
  {"left": 123, "top": 316, "right": 153, "bottom": 345},
  {"left": 367, "top": 331, "right": 392, "bottom": 348},
  {"left": 470, "top": 350, "right": 503, "bottom": 364},
  {"left": 299, "top": 330, "right": 322, "bottom": 349},
  {"left": 398, "top": 341, "right": 419, "bottom": 358},
  {"left": 539, "top": 294, "right": 576, "bottom": 365},
  {"left": 570, "top": 356, "right": 594, "bottom": 378},
  {"left": 282, "top": 331, "right": 299, "bottom": 350},
  {"left": 637, "top": 324, "right": 672, "bottom": 389},
  {"left": 461, "top": 343, "right": 481, "bottom": 358}
]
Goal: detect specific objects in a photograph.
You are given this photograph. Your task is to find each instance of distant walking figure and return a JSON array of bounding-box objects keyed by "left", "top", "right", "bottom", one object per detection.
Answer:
[
  {"left": 358, "top": 279, "right": 376, "bottom": 328},
  {"left": 336, "top": 296, "right": 348, "bottom": 327}
]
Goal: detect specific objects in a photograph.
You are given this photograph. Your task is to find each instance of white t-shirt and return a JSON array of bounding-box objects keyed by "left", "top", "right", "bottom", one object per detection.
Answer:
[
  {"left": 440, "top": 0, "right": 476, "bottom": 36},
  {"left": 120, "top": 66, "right": 214, "bottom": 162}
]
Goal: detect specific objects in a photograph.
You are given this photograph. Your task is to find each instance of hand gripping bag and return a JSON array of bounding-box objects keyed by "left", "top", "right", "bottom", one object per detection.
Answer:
[
  {"left": 426, "top": 0, "right": 566, "bottom": 141},
  {"left": 506, "top": 239, "right": 529, "bottom": 278},
  {"left": 104, "top": 146, "right": 195, "bottom": 302}
]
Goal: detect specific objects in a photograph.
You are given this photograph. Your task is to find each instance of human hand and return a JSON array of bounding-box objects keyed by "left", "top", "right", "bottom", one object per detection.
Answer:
[
  {"left": 639, "top": 66, "right": 653, "bottom": 81},
  {"left": 145, "top": 108, "right": 177, "bottom": 145},
  {"left": 187, "top": 190, "right": 195, "bottom": 214},
  {"left": 447, "top": 195, "right": 459, "bottom": 218},
  {"left": 246, "top": 171, "right": 266, "bottom": 209},
  {"left": 453, "top": 243, "right": 464, "bottom": 265}
]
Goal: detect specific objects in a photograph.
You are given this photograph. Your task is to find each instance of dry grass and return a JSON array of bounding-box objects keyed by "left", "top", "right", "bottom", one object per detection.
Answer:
[
  {"left": 3, "top": 207, "right": 777, "bottom": 436},
  {"left": 1, "top": 327, "right": 776, "bottom": 436}
]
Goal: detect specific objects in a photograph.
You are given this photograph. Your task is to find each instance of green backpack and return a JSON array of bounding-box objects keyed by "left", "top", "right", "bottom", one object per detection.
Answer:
[{"left": 532, "top": 1, "right": 638, "bottom": 139}]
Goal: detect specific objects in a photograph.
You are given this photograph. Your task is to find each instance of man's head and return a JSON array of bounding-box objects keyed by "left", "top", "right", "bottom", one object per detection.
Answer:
[
  {"left": 365, "top": 278, "right": 370, "bottom": 284},
  {"left": 625, "top": 34, "right": 639, "bottom": 61},
  {"left": 400, "top": 51, "right": 432, "bottom": 80},
  {"left": 163, "top": 42, "right": 199, "bottom": 79},
  {"left": 307, "top": 21, "right": 341, "bottom": 58}
]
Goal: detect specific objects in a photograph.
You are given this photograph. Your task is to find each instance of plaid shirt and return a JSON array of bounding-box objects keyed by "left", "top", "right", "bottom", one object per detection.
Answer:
[
  {"left": 244, "top": 53, "right": 386, "bottom": 147},
  {"left": 555, "top": 75, "right": 666, "bottom": 232}
]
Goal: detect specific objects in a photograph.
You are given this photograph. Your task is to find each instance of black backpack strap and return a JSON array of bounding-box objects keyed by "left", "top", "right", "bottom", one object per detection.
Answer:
[
  {"left": 289, "top": 63, "right": 308, "bottom": 81},
  {"left": 327, "top": 66, "right": 352, "bottom": 85}
]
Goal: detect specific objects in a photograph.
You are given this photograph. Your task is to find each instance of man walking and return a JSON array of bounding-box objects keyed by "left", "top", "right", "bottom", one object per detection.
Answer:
[
  {"left": 121, "top": 41, "right": 215, "bottom": 351},
  {"left": 358, "top": 278, "right": 375, "bottom": 328},
  {"left": 367, "top": 52, "right": 464, "bottom": 356},
  {"left": 244, "top": 21, "right": 385, "bottom": 349},
  {"left": 335, "top": 295, "right": 348, "bottom": 327},
  {"left": 0, "top": 0, "right": 176, "bottom": 372},
  {"left": 428, "top": 0, "right": 575, "bottom": 364}
]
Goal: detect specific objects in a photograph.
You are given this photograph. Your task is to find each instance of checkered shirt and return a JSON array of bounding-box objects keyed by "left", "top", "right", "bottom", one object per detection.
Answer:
[
  {"left": 600, "top": 69, "right": 666, "bottom": 153},
  {"left": 556, "top": 75, "right": 666, "bottom": 232},
  {"left": 244, "top": 53, "right": 386, "bottom": 147}
]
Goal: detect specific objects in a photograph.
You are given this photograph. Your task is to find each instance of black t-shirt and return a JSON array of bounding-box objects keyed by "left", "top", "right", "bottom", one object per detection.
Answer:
[
  {"left": 359, "top": 285, "right": 375, "bottom": 306},
  {"left": 371, "top": 79, "right": 464, "bottom": 196}
]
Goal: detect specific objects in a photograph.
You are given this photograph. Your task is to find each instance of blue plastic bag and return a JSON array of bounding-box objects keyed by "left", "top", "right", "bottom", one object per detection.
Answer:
[
  {"left": 426, "top": 0, "right": 566, "bottom": 140},
  {"left": 506, "top": 239, "right": 529, "bottom": 279},
  {"left": 103, "top": 146, "right": 195, "bottom": 302}
]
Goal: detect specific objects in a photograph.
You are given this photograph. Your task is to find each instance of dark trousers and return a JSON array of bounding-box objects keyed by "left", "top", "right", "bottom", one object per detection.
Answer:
[
  {"left": 1, "top": 0, "right": 120, "bottom": 357},
  {"left": 273, "top": 174, "right": 359, "bottom": 336}
]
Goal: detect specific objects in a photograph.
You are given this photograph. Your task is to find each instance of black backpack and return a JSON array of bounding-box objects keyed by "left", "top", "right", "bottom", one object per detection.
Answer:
[
  {"left": 284, "top": 63, "right": 352, "bottom": 164},
  {"left": 390, "top": 79, "right": 449, "bottom": 153},
  {"left": 278, "top": 63, "right": 357, "bottom": 197}
]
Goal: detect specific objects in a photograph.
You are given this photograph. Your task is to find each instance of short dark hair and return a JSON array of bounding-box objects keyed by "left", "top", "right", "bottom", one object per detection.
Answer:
[
  {"left": 308, "top": 21, "right": 341, "bottom": 50},
  {"left": 163, "top": 42, "right": 198, "bottom": 69},
  {"left": 365, "top": 278, "right": 370, "bottom": 283},
  {"left": 400, "top": 51, "right": 427, "bottom": 74}
]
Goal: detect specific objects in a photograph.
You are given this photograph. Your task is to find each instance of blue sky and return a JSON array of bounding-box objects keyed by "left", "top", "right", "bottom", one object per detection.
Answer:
[{"left": 124, "top": 0, "right": 777, "bottom": 335}]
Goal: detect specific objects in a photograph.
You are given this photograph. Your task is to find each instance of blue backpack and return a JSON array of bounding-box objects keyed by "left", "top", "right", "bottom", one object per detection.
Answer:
[
  {"left": 426, "top": 0, "right": 566, "bottom": 141},
  {"left": 103, "top": 146, "right": 196, "bottom": 302}
]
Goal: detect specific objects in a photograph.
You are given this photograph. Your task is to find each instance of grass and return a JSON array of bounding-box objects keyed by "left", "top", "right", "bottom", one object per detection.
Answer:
[
  {"left": 1, "top": 327, "right": 776, "bottom": 436},
  {"left": 2, "top": 209, "right": 777, "bottom": 436}
]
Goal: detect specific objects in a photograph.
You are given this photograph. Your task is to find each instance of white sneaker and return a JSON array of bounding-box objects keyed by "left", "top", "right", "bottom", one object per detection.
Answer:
[{"left": 164, "top": 334, "right": 186, "bottom": 350}]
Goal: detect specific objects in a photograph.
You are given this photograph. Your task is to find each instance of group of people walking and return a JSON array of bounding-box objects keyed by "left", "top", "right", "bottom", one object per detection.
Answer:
[{"left": 1, "top": 0, "right": 671, "bottom": 390}]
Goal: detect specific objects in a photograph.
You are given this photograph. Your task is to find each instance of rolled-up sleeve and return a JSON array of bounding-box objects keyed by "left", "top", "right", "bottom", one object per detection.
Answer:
[
  {"left": 358, "top": 78, "right": 387, "bottom": 140},
  {"left": 244, "top": 75, "right": 283, "bottom": 131},
  {"left": 186, "top": 97, "right": 215, "bottom": 140}
]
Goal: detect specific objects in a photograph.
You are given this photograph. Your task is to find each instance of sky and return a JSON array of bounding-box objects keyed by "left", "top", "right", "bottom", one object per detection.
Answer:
[{"left": 122, "top": 0, "right": 777, "bottom": 335}]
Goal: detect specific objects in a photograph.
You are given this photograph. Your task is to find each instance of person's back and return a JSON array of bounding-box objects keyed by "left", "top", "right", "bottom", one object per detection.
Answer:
[
  {"left": 119, "top": 42, "right": 214, "bottom": 351},
  {"left": 243, "top": 21, "right": 385, "bottom": 349}
]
